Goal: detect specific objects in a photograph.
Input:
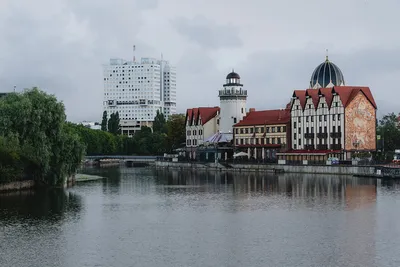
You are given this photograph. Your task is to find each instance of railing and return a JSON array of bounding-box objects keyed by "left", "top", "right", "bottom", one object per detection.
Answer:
[
  {"left": 330, "top": 144, "right": 342, "bottom": 150},
  {"left": 317, "top": 144, "right": 328, "bottom": 150},
  {"left": 330, "top": 132, "right": 342, "bottom": 138},
  {"left": 304, "top": 133, "right": 315, "bottom": 139},
  {"left": 304, "top": 144, "right": 315, "bottom": 150},
  {"left": 317, "top": 133, "right": 328, "bottom": 138},
  {"left": 218, "top": 89, "right": 247, "bottom": 96}
]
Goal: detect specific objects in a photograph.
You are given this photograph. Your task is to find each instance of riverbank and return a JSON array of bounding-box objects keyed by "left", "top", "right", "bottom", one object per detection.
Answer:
[
  {"left": 0, "top": 180, "right": 35, "bottom": 193},
  {"left": 155, "top": 161, "right": 375, "bottom": 175},
  {"left": 75, "top": 173, "right": 105, "bottom": 182}
]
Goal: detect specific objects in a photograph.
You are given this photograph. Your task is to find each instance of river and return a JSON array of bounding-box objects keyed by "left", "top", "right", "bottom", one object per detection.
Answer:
[{"left": 1, "top": 167, "right": 400, "bottom": 267}]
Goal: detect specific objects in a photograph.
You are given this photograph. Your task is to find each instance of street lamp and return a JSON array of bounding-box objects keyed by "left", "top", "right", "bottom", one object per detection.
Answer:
[{"left": 353, "top": 139, "right": 360, "bottom": 159}]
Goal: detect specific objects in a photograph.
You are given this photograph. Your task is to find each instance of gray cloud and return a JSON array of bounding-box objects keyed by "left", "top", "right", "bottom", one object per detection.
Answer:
[
  {"left": 170, "top": 16, "right": 243, "bottom": 50},
  {"left": 0, "top": 0, "right": 399, "bottom": 123}
]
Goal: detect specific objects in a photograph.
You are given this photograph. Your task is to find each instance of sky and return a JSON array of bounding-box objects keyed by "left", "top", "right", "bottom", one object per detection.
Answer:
[{"left": 0, "top": 0, "right": 399, "bottom": 122}]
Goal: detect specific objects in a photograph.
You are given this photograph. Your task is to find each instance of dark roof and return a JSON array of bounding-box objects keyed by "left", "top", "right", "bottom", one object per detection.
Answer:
[
  {"left": 310, "top": 57, "right": 345, "bottom": 88},
  {"left": 226, "top": 71, "right": 240, "bottom": 80},
  {"left": 234, "top": 109, "right": 290, "bottom": 127},
  {"left": 291, "top": 86, "right": 377, "bottom": 110},
  {"left": 186, "top": 107, "right": 220, "bottom": 126}
]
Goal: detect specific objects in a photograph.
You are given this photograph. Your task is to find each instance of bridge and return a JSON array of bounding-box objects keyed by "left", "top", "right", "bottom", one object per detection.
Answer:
[{"left": 85, "top": 155, "right": 159, "bottom": 167}]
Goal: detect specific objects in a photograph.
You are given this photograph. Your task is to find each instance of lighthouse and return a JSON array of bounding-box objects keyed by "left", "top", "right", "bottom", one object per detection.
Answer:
[{"left": 218, "top": 70, "right": 248, "bottom": 135}]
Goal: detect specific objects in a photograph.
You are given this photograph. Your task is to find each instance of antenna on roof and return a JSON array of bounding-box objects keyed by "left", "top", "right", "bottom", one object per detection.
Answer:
[
  {"left": 133, "top": 45, "right": 136, "bottom": 62},
  {"left": 325, "top": 49, "right": 329, "bottom": 61},
  {"left": 13, "top": 85, "right": 16, "bottom": 93}
]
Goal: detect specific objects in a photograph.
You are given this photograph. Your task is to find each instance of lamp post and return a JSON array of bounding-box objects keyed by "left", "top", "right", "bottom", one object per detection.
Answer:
[{"left": 353, "top": 139, "right": 360, "bottom": 159}]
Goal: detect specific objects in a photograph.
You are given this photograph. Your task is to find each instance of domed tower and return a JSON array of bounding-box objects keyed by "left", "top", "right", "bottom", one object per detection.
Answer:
[
  {"left": 310, "top": 55, "right": 345, "bottom": 89},
  {"left": 218, "top": 70, "right": 247, "bottom": 134}
]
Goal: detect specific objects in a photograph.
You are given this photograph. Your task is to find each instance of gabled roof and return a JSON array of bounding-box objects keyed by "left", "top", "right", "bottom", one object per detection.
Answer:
[
  {"left": 291, "top": 86, "right": 377, "bottom": 110},
  {"left": 333, "top": 86, "right": 377, "bottom": 109},
  {"left": 185, "top": 107, "right": 220, "bottom": 126},
  {"left": 234, "top": 109, "right": 290, "bottom": 127}
]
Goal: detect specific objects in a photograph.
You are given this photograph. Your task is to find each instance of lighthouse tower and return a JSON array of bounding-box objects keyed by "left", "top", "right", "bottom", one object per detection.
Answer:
[{"left": 219, "top": 70, "right": 248, "bottom": 134}]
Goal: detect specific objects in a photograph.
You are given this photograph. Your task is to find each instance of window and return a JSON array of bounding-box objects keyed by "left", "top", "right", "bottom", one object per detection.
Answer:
[
  {"left": 306, "top": 116, "right": 309, "bottom": 122},
  {"left": 277, "top": 127, "right": 281, "bottom": 132},
  {"left": 319, "top": 115, "right": 322, "bottom": 121},
  {"left": 256, "top": 138, "right": 259, "bottom": 145},
  {"left": 338, "top": 114, "right": 341, "bottom": 121},
  {"left": 272, "top": 127, "right": 276, "bottom": 133},
  {"left": 338, "top": 126, "right": 341, "bottom": 132},
  {"left": 233, "top": 118, "right": 237, "bottom": 123},
  {"left": 217, "top": 119, "right": 219, "bottom": 125},
  {"left": 298, "top": 139, "right": 301, "bottom": 145},
  {"left": 241, "top": 108, "right": 244, "bottom": 113},
  {"left": 187, "top": 130, "right": 191, "bottom": 136},
  {"left": 332, "top": 126, "right": 336, "bottom": 133},
  {"left": 240, "top": 139, "right": 244, "bottom": 145},
  {"left": 236, "top": 139, "right": 239, "bottom": 145},
  {"left": 261, "top": 138, "right": 265, "bottom": 145},
  {"left": 261, "top": 127, "right": 264, "bottom": 133},
  {"left": 332, "top": 114, "right": 335, "bottom": 121},
  {"left": 266, "top": 138, "right": 270, "bottom": 144},
  {"left": 235, "top": 128, "right": 238, "bottom": 134},
  {"left": 324, "top": 115, "right": 327, "bottom": 121},
  {"left": 193, "top": 130, "right": 197, "bottom": 135},
  {"left": 298, "top": 117, "right": 301, "bottom": 123},
  {"left": 277, "top": 138, "right": 281, "bottom": 144},
  {"left": 250, "top": 128, "right": 254, "bottom": 134},
  {"left": 311, "top": 127, "right": 314, "bottom": 133},
  {"left": 306, "top": 127, "right": 309, "bottom": 133},
  {"left": 299, "top": 127, "right": 301, "bottom": 134},
  {"left": 199, "top": 130, "right": 203, "bottom": 135},
  {"left": 240, "top": 128, "right": 244, "bottom": 134},
  {"left": 294, "top": 133, "right": 297, "bottom": 139},
  {"left": 311, "top": 116, "right": 314, "bottom": 122},
  {"left": 324, "top": 126, "right": 327, "bottom": 133},
  {"left": 294, "top": 122, "right": 297, "bottom": 128},
  {"left": 283, "top": 126, "right": 286, "bottom": 132},
  {"left": 266, "top": 127, "right": 270, "bottom": 133},
  {"left": 272, "top": 138, "right": 275, "bottom": 144},
  {"left": 245, "top": 128, "right": 249, "bottom": 134}
]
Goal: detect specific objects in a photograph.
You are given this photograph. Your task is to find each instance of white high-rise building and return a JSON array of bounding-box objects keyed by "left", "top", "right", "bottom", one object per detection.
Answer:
[{"left": 103, "top": 57, "right": 176, "bottom": 136}]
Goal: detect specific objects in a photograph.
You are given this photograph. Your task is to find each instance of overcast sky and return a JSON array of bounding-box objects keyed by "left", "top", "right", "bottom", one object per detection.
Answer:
[{"left": 0, "top": 0, "right": 399, "bottom": 122}]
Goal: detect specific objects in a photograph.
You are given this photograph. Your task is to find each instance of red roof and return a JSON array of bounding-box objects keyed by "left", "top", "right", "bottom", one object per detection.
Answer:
[
  {"left": 291, "top": 86, "right": 377, "bottom": 110},
  {"left": 234, "top": 109, "right": 290, "bottom": 127},
  {"left": 186, "top": 107, "right": 220, "bottom": 126}
]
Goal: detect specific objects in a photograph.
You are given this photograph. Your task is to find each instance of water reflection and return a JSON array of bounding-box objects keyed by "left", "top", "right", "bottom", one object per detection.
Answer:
[
  {"left": 3, "top": 168, "right": 400, "bottom": 267},
  {"left": 0, "top": 189, "right": 82, "bottom": 223}
]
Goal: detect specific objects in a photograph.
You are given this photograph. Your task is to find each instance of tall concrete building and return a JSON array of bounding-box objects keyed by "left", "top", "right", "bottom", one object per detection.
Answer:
[{"left": 103, "top": 57, "right": 176, "bottom": 136}]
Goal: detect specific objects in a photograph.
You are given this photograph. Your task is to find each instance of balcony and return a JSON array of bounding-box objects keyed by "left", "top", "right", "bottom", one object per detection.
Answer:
[
  {"left": 317, "top": 144, "right": 328, "bottom": 150},
  {"left": 304, "top": 144, "right": 315, "bottom": 150},
  {"left": 218, "top": 89, "right": 247, "bottom": 97},
  {"left": 330, "top": 132, "right": 342, "bottom": 138},
  {"left": 304, "top": 133, "right": 315, "bottom": 139},
  {"left": 330, "top": 144, "right": 342, "bottom": 150},
  {"left": 317, "top": 133, "right": 328, "bottom": 139}
]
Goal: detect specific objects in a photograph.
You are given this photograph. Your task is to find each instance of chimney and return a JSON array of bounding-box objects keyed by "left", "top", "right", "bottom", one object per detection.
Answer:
[{"left": 249, "top": 108, "right": 256, "bottom": 112}]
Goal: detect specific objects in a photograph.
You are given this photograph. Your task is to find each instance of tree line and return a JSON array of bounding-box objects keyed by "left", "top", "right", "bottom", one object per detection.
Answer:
[
  {"left": 77, "top": 109, "right": 186, "bottom": 156},
  {"left": 0, "top": 88, "right": 186, "bottom": 185}
]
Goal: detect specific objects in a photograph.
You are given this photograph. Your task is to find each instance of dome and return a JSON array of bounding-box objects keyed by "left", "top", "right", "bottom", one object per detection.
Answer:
[
  {"left": 310, "top": 57, "right": 345, "bottom": 89},
  {"left": 226, "top": 71, "right": 240, "bottom": 79}
]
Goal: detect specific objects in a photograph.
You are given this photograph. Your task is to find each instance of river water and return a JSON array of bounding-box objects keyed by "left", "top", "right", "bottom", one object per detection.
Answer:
[{"left": 1, "top": 167, "right": 400, "bottom": 267}]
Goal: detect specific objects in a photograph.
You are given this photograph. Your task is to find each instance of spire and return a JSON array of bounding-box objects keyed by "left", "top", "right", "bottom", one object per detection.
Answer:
[{"left": 325, "top": 49, "right": 329, "bottom": 61}]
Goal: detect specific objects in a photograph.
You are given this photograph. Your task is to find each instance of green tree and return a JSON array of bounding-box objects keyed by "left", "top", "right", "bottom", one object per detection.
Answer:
[
  {"left": 0, "top": 88, "right": 84, "bottom": 185},
  {"left": 377, "top": 112, "right": 400, "bottom": 161},
  {"left": 101, "top": 111, "right": 108, "bottom": 131},
  {"left": 108, "top": 112, "right": 121, "bottom": 135},
  {"left": 153, "top": 110, "right": 167, "bottom": 134},
  {"left": 166, "top": 114, "right": 186, "bottom": 153}
]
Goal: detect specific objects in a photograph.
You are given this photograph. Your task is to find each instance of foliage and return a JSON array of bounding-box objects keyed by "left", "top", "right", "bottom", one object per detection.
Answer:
[
  {"left": 376, "top": 112, "right": 400, "bottom": 161},
  {"left": 108, "top": 112, "right": 121, "bottom": 135},
  {"left": 153, "top": 110, "right": 167, "bottom": 134},
  {"left": 101, "top": 111, "right": 108, "bottom": 131},
  {"left": 165, "top": 114, "right": 186, "bottom": 153},
  {"left": 0, "top": 88, "right": 85, "bottom": 185}
]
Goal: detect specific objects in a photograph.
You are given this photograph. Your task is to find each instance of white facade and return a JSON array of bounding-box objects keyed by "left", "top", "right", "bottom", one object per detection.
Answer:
[
  {"left": 219, "top": 72, "right": 247, "bottom": 134},
  {"left": 291, "top": 90, "right": 345, "bottom": 152},
  {"left": 186, "top": 116, "right": 219, "bottom": 148},
  {"left": 80, "top": 121, "right": 101, "bottom": 130},
  {"left": 103, "top": 57, "right": 176, "bottom": 136}
]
